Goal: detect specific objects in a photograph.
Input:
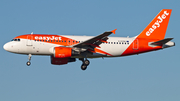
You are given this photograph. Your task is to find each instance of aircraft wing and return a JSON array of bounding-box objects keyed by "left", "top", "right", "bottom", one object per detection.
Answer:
[{"left": 72, "top": 29, "right": 117, "bottom": 52}]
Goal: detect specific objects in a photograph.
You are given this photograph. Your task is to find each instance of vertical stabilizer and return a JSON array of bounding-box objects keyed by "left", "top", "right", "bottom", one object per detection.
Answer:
[{"left": 137, "top": 9, "right": 172, "bottom": 39}]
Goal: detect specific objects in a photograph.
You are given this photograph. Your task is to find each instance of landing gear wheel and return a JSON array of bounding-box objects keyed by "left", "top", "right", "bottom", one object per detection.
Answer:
[
  {"left": 81, "top": 64, "right": 87, "bottom": 70},
  {"left": 84, "top": 60, "right": 90, "bottom": 66},
  {"left": 79, "top": 58, "right": 90, "bottom": 71},
  {"left": 26, "top": 61, "right": 31, "bottom": 66}
]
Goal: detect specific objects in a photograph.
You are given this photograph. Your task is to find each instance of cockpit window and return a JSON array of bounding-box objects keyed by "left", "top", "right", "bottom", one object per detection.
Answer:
[{"left": 11, "top": 39, "right": 21, "bottom": 41}]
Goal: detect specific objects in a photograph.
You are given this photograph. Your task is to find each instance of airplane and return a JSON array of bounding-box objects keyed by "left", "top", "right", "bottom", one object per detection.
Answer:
[{"left": 3, "top": 9, "right": 175, "bottom": 70}]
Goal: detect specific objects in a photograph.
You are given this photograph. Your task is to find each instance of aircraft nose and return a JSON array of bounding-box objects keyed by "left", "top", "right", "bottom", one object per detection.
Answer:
[{"left": 3, "top": 43, "right": 10, "bottom": 51}]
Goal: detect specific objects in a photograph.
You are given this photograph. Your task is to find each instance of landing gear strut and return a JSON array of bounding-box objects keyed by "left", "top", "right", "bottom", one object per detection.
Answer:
[
  {"left": 26, "top": 54, "right": 32, "bottom": 66},
  {"left": 80, "top": 58, "right": 90, "bottom": 70}
]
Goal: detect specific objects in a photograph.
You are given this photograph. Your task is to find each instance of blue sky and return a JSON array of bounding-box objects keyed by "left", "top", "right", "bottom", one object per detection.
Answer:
[{"left": 0, "top": 0, "right": 180, "bottom": 101}]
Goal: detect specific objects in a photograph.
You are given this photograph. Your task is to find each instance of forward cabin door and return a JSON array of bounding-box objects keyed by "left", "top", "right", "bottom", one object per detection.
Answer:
[
  {"left": 27, "top": 35, "right": 33, "bottom": 46},
  {"left": 26, "top": 35, "right": 33, "bottom": 53}
]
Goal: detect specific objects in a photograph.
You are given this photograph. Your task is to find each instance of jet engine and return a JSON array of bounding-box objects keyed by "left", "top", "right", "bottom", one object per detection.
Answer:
[{"left": 51, "top": 47, "right": 78, "bottom": 65}]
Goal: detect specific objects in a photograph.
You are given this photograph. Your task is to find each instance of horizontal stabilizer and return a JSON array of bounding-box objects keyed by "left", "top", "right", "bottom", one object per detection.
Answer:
[{"left": 150, "top": 38, "right": 173, "bottom": 46}]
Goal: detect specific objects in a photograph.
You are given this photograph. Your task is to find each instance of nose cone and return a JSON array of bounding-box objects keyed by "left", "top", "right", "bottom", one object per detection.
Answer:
[
  {"left": 3, "top": 42, "right": 19, "bottom": 53},
  {"left": 3, "top": 43, "right": 10, "bottom": 51}
]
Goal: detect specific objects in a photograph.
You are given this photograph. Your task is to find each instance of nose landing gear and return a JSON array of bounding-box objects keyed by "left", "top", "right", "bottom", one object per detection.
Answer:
[{"left": 26, "top": 54, "right": 32, "bottom": 66}]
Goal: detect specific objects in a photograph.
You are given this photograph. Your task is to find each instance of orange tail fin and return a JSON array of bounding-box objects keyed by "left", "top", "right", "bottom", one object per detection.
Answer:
[{"left": 137, "top": 9, "right": 172, "bottom": 40}]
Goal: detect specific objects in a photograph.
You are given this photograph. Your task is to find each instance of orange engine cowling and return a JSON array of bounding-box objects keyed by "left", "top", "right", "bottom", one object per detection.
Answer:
[{"left": 54, "top": 47, "right": 72, "bottom": 58}]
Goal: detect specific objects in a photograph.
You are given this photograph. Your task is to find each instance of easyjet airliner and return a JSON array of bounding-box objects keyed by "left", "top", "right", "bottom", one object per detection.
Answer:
[{"left": 3, "top": 9, "right": 175, "bottom": 70}]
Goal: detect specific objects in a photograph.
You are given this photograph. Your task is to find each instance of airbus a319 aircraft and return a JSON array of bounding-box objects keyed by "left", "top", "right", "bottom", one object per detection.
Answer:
[{"left": 3, "top": 9, "right": 175, "bottom": 70}]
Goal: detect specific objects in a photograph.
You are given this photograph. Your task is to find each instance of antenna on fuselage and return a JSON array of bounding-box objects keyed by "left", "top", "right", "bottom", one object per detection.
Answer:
[{"left": 31, "top": 32, "right": 33, "bottom": 35}]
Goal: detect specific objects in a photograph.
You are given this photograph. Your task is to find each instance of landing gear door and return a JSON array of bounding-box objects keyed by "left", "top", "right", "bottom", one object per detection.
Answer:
[{"left": 27, "top": 35, "right": 33, "bottom": 46}]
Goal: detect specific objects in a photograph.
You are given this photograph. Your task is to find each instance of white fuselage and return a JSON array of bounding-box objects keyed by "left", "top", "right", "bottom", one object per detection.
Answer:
[{"left": 3, "top": 35, "right": 136, "bottom": 58}]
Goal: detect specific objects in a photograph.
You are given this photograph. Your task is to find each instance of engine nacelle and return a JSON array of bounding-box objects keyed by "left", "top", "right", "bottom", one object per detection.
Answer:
[
  {"left": 51, "top": 47, "right": 78, "bottom": 65},
  {"left": 51, "top": 55, "right": 76, "bottom": 65},
  {"left": 54, "top": 47, "right": 72, "bottom": 58}
]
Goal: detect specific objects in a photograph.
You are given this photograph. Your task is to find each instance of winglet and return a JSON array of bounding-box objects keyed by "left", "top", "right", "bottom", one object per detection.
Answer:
[{"left": 111, "top": 29, "right": 117, "bottom": 34}]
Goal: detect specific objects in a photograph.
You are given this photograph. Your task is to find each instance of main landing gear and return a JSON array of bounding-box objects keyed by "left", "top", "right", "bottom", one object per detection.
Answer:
[
  {"left": 26, "top": 54, "right": 32, "bottom": 66},
  {"left": 79, "top": 58, "right": 90, "bottom": 70}
]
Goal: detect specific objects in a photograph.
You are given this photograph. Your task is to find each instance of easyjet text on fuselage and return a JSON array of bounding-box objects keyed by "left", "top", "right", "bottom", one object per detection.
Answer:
[{"left": 35, "top": 36, "right": 62, "bottom": 40}]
